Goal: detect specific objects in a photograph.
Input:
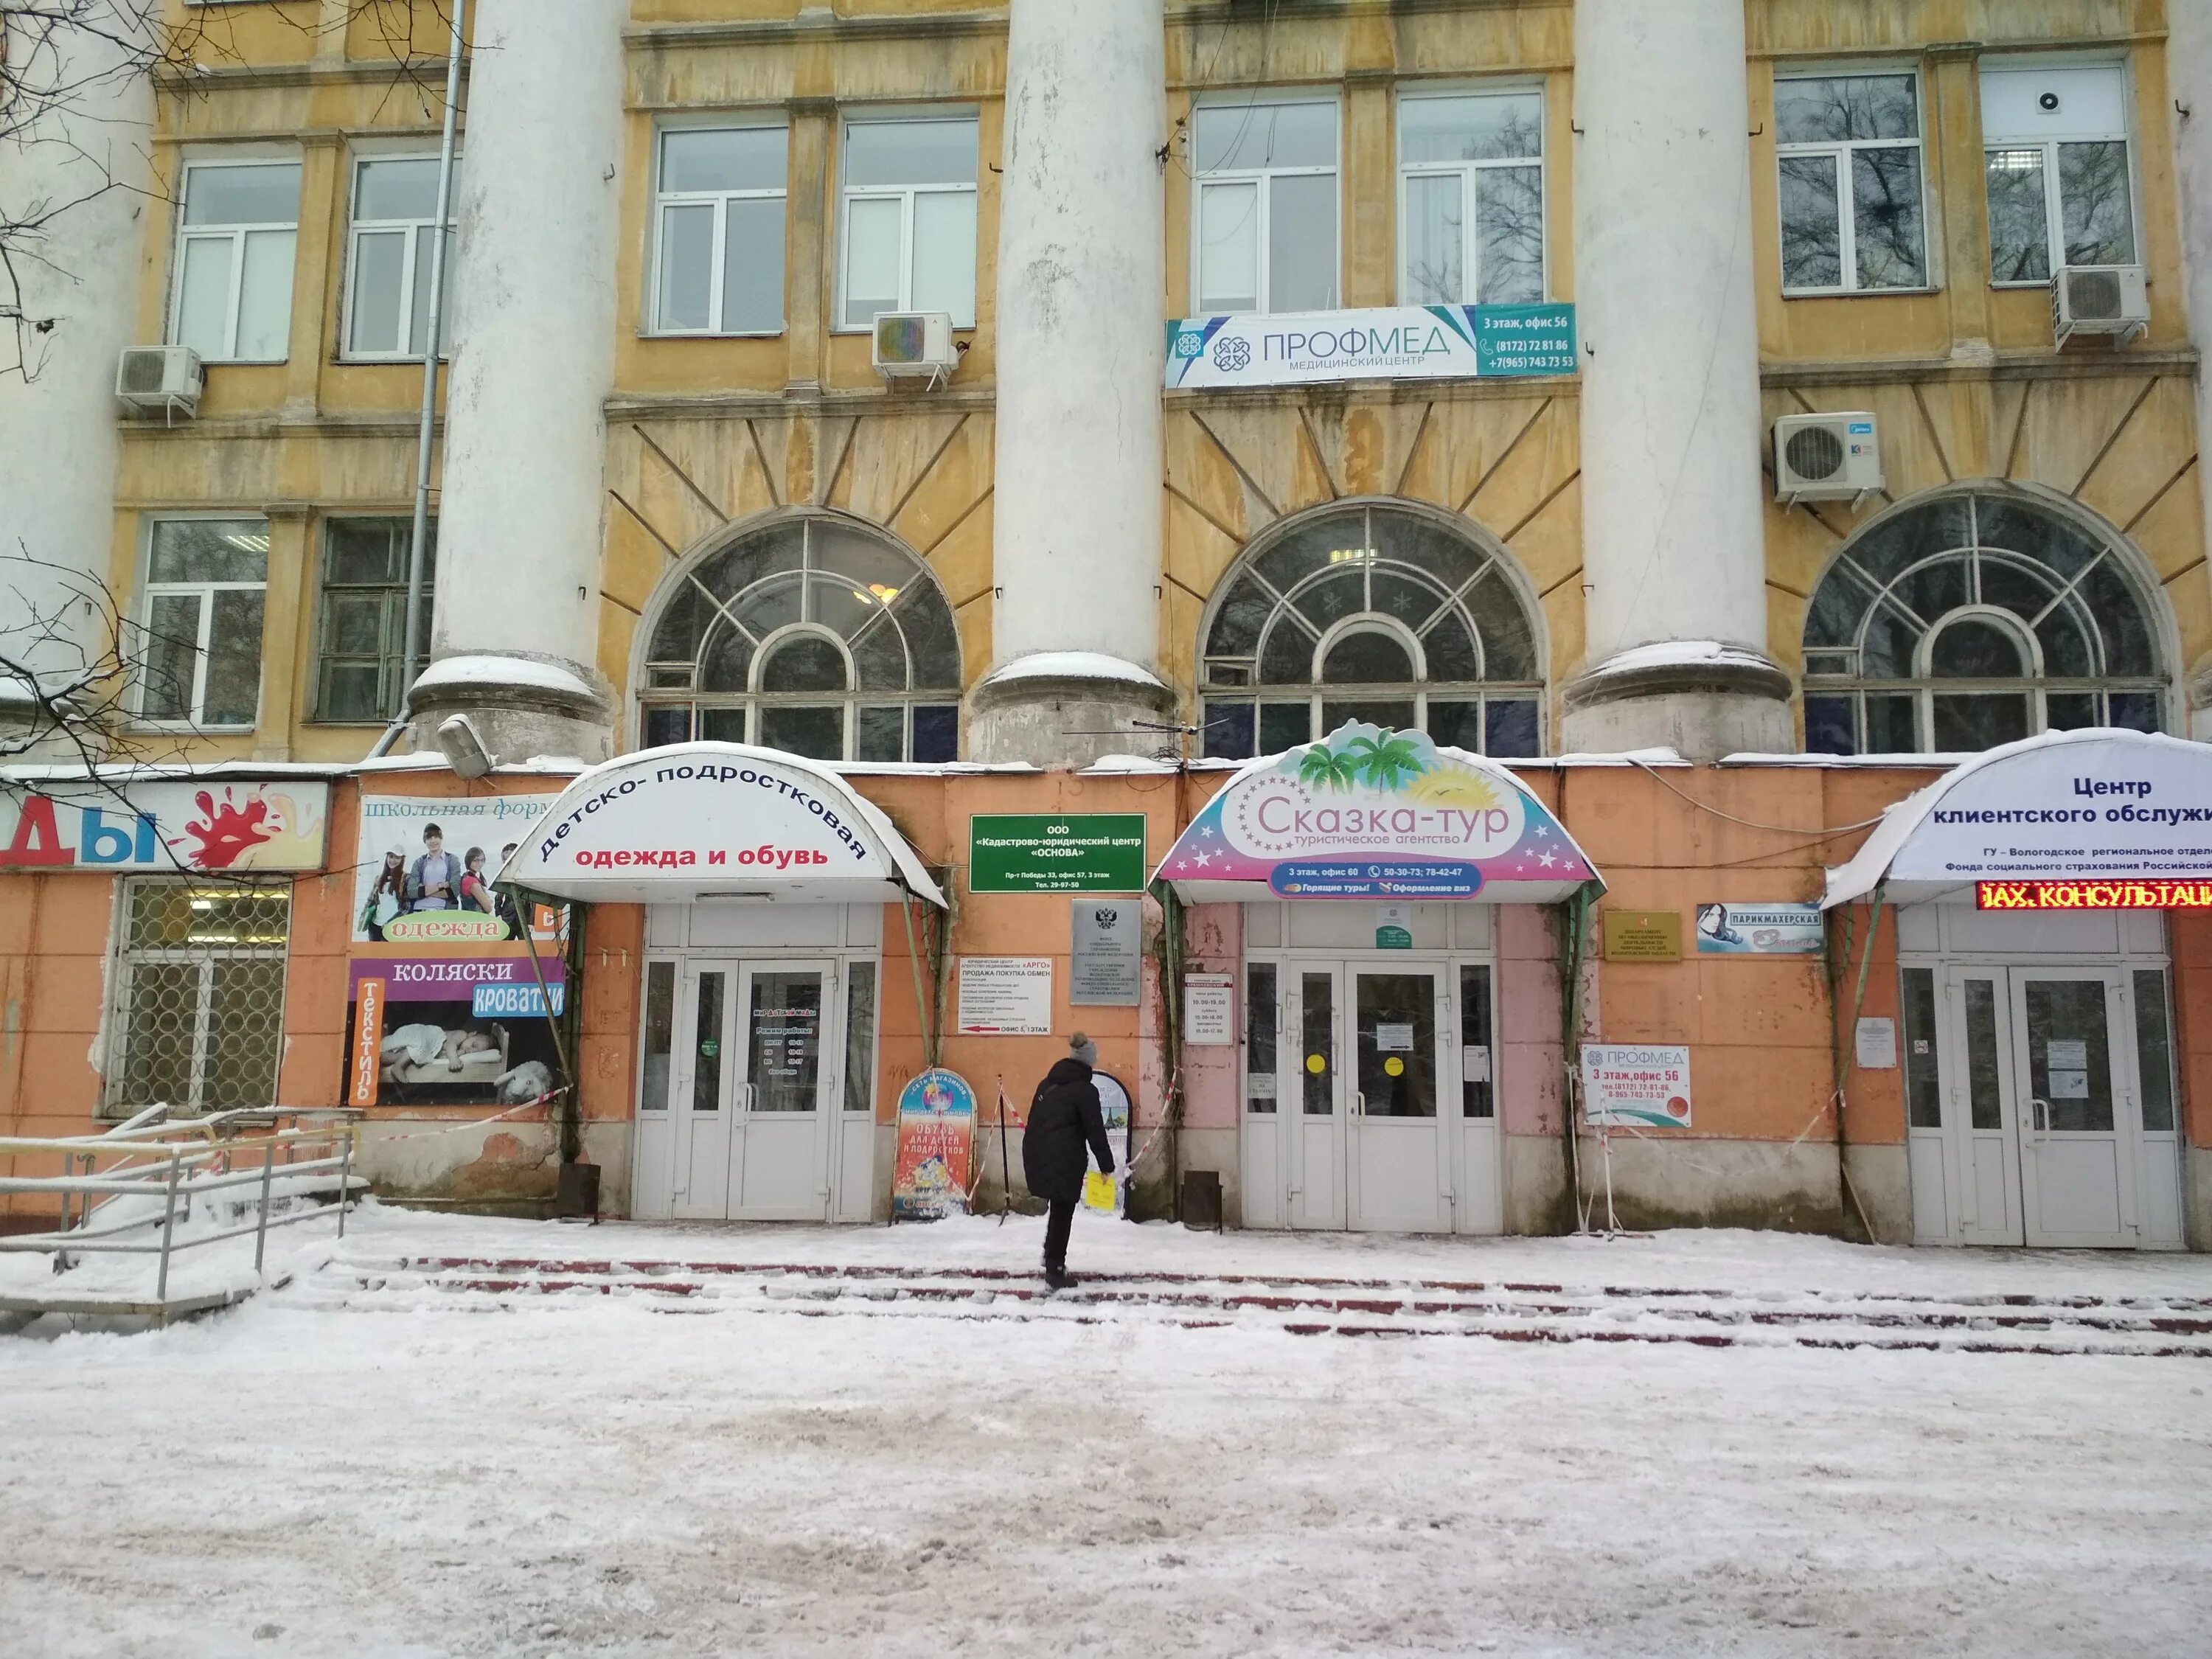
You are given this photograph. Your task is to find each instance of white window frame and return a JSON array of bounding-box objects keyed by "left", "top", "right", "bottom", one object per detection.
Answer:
[
  {"left": 167, "top": 156, "right": 301, "bottom": 364},
  {"left": 135, "top": 515, "right": 270, "bottom": 730},
  {"left": 648, "top": 122, "right": 788, "bottom": 337},
  {"left": 1983, "top": 60, "right": 2142, "bottom": 289},
  {"left": 1189, "top": 96, "right": 1341, "bottom": 316},
  {"left": 1394, "top": 86, "right": 1548, "bottom": 307},
  {"left": 835, "top": 112, "right": 979, "bottom": 332},
  {"left": 340, "top": 151, "right": 459, "bottom": 362},
  {"left": 1775, "top": 69, "right": 1932, "bottom": 296}
]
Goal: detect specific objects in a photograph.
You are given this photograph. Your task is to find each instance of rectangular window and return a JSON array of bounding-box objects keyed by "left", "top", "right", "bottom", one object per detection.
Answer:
[
  {"left": 652, "top": 126, "right": 787, "bottom": 335},
  {"left": 838, "top": 116, "right": 978, "bottom": 329},
  {"left": 640, "top": 961, "right": 676, "bottom": 1112},
  {"left": 344, "top": 156, "right": 459, "bottom": 360},
  {"left": 2132, "top": 968, "right": 2175, "bottom": 1133},
  {"left": 1775, "top": 73, "right": 1927, "bottom": 293},
  {"left": 1245, "top": 962, "right": 1278, "bottom": 1114},
  {"left": 139, "top": 519, "right": 269, "bottom": 728},
  {"left": 314, "top": 518, "right": 434, "bottom": 723},
  {"left": 1193, "top": 100, "right": 1338, "bottom": 314},
  {"left": 844, "top": 961, "right": 877, "bottom": 1114},
  {"left": 1398, "top": 91, "right": 1544, "bottom": 305},
  {"left": 108, "top": 880, "right": 290, "bottom": 1116},
  {"left": 1899, "top": 967, "right": 1941, "bottom": 1129},
  {"left": 1459, "top": 964, "right": 1494, "bottom": 1119},
  {"left": 170, "top": 159, "right": 301, "bottom": 362},
  {"left": 1981, "top": 63, "right": 2137, "bottom": 284}
]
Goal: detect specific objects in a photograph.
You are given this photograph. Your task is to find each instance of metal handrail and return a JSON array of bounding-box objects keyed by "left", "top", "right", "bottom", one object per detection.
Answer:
[{"left": 0, "top": 1115, "right": 364, "bottom": 1301}]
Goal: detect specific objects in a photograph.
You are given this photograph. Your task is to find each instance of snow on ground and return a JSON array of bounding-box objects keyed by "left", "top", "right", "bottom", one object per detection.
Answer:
[{"left": 4, "top": 1206, "right": 2211, "bottom": 1658}]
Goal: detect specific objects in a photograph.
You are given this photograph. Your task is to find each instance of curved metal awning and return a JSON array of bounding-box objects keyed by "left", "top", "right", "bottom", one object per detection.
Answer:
[
  {"left": 1823, "top": 728, "right": 2212, "bottom": 909},
  {"left": 497, "top": 742, "right": 945, "bottom": 906},
  {"left": 1155, "top": 723, "right": 1601, "bottom": 904}
]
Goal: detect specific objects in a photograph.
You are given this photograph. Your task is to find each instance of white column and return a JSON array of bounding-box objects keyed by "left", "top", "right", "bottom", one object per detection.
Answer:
[
  {"left": 970, "top": 0, "right": 1172, "bottom": 766},
  {"left": 1562, "top": 0, "right": 1790, "bottom": 758},
  {"left": 2168, "top": 8, "right": 2212, "bottom": 739},
  {"left": 413, "top": 0, "right": 626, "bottom": 768},
  {"left": 0, "top": 4, "right": 153, "bottom": 737}
]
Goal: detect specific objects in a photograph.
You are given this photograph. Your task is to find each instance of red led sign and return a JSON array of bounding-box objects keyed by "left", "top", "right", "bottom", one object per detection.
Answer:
[{"left": 1976, "top": 879, "right": 2212, "bottom": 911}]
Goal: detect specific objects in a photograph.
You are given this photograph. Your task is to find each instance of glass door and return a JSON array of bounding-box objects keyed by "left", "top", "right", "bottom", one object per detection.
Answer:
[
  {"left": 1937, "top": 967, "right": 2025, "bottom": 1245},
  {"left": 1347, "top": 967, "right": 1451, "bottom": 1233},
  {"left": 1287, "top": 966, "right": 1346, "bottom": 1230},
  {"left": 729, "top": 961, "right": 836, "bottom": 1221},
  {"left": 2011, "top": 969, "right": 2138, "bottom": 1247},
  {"left": 672, "top": 965, "right": 734, "bottom": 1220}
]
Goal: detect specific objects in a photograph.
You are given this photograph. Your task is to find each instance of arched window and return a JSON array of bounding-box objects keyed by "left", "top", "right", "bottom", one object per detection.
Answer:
[
  {"left": 1802, "top": 487, "right": 2168, "bottom": 754},
  {"left": 1199, "top": 501, "right": 1545, "bottom": 759},
  {"left": 637, "top": 512, "right": 961, "bottom": 762}
]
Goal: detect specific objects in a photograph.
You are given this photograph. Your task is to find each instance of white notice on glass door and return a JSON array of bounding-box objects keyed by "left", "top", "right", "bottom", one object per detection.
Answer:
[{"left": 1374, "top": 1023, "right": 1415, "bottom": 1051}]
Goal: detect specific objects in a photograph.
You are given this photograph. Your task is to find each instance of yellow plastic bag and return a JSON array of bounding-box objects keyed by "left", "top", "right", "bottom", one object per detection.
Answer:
[{"left": 1082, "top": 1170, "right": 1116, "bottom": 1213}]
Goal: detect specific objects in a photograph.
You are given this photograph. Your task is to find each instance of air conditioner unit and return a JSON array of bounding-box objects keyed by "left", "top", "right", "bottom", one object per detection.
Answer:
[
  {"left": 871, "top": 311, "right": 957, "bottom": 386},
  {"left": 115, "top": 346, "right": 203, "bottom": 421},
  {"left": 1773, "top": 411, "right": 1882, "bottom": 504},
  {"left": 2052, "top": 265, "right": 2149, "bottom": 347}
]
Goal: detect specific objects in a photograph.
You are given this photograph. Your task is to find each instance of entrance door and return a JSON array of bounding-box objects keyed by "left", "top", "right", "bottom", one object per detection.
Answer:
[
  {"left": 1273, "top": 961, "right": 1453, "bottom": 1234},
  {"left": 1348, "top": 967, "right": 1452, "bottom": 1233},
  {"left": 2011, "top": 969, "right": 2138, "bottom": 1248},
  {"left": 729, "top": 961, "right": 836, "bottom": 1221},
  {"left": 672, "top": 964, "right": 734, "bottom": 1220},
  {"left": 1938, "top": 967, "right": 2025, "bottom": 1245}
]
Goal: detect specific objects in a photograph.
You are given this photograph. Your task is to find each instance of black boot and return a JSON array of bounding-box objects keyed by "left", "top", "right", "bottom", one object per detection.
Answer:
[{"left": 1044, "top": 1265, "right": 1076, "bottom": 1291}]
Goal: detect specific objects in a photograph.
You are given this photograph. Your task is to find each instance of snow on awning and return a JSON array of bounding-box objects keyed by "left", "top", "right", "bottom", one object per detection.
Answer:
[
  {"left": 497, "top": 742, "right": 945, "bottom": 906},
  {"left": 1822, "top": 728, "right": 2212, "bottom": 909},
  {"left": 1154, "top": 723, "right": 1601, "bottom": 905}
]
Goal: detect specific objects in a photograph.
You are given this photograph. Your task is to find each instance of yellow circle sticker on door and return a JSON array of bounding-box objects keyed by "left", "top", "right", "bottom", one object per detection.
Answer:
[
  {"left": 1383, "top": 1056, "right": 1405, "bottom": 1077},
  {"left": 1305, "top": 1054, "right": 1326, "bottom": 1074}
]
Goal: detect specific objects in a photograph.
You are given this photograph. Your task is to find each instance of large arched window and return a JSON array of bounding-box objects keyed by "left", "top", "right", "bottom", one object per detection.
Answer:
[
  {"left": 1803, "top": 487, "right": 2168, "bottom": 754},
  {"left": 638, "top": 512, "right": 961, "bottom": 762},
  {"left": 1200, "top": 501, "right": 1545, "bottom": 759}
]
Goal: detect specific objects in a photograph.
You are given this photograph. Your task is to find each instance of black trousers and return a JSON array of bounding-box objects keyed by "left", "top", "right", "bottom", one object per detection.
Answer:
[{"left": 1043, "top": 1196, "right": 1077, "bottom": 1271}]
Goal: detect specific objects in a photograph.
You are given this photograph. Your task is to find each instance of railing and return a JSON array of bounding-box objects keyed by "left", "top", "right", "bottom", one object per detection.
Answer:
[{"left": 0, "top": 1107, "right": 366, "bottom": 1311}]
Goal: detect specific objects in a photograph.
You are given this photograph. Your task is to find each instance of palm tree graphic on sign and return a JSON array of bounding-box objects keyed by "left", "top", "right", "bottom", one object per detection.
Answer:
[
  {"left": 1298, "top": 742, "right": 1362, "bottom": 793},
  {"left": 1346, "top": 730, "right": 1422, "bottom": 790}
]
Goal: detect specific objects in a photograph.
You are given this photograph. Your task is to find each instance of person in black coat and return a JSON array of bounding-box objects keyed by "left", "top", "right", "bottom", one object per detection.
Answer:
[{"left": 1022, "top": 1032, "right": 1116, "bottom": 1290}]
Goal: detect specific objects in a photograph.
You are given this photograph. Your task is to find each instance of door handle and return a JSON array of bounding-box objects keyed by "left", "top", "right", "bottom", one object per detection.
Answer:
[
  {"left": 2028, "top": 1097, "right": 2050, "bottom": 1147},
  {"left": 1354, "top": 1090, "right": 1366, "bottom": 1118}
]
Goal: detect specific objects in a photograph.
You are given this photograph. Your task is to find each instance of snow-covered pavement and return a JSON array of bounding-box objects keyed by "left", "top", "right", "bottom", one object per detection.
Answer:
[{"left": 5, "top": 1207, "right": 2211, "bottom": 1658}]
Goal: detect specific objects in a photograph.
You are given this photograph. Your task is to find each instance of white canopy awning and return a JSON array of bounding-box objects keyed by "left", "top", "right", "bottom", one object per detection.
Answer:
[
  {"left": 1154, "top": 723, "right": 1601, "bottom": 905},
  {"left": 1823, "top": 728, "right": 2212, "bottom": 909},
  {"left": 497, "top": 742, "right": 945, "bottom": 906}
]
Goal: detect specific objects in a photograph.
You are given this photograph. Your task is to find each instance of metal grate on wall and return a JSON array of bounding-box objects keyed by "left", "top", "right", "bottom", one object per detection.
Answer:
[{"left": 106, "top": 879, "right": 292, "bottom": 1117}]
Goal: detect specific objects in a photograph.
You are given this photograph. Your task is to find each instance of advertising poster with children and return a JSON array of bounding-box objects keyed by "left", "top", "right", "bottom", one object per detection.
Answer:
[
  {"left": 344, "top": 795, "right": 568, "bottom": 1107},
  {"left": 891, "top": 1068, "right": 976, "bottom": 1220}
]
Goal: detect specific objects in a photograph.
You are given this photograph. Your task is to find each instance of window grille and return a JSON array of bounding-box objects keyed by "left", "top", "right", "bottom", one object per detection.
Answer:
[
  {"left": 1199, "top": 501, "right": 1545, "bottom": 759},
  {"left": 1802, "top": 487, "right": 2168, "bottom": 754},
  {"left": 107, "top": 880, "right": 291, "bottom": 1117}
]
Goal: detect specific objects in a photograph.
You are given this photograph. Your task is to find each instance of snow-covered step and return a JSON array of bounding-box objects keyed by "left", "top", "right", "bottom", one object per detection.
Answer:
[{"left": 281, "top": 1252, "right": 2212, "bottom": 1360}]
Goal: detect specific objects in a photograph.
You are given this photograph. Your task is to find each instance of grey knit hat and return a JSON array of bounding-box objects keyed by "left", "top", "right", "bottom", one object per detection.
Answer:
[{"left": 1068, "top": 1032, "right": 1098, "bottom": 1068}]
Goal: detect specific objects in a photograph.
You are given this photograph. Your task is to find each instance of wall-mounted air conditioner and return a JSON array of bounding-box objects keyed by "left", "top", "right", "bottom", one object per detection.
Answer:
[
  {"left": 115, "top": 346, "right": 203, "bottom": 421},
  {"left": 872, "top": 312, "right": 957, "bottom": 387},
  {"left": 2052, "top": 265, "right": 2149, "bottom": 347},
  {"left": 1773, "top": 411, "right": 1882, "bottom": 505}
]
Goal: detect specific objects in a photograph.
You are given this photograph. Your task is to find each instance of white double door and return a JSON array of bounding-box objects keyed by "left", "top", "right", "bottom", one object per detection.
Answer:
[
  {"left": 1258, "top": 959, "right": 1495, "bottom": 1234},
  {"left": 669, "top": 959, "right": 847, "bottom": 1222},
  {"left": 1924, "top": 964, "right": 2158, "bottom": 1248}
]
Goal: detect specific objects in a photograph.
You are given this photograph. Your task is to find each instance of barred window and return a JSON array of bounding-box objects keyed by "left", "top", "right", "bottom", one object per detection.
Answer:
[
  {"left": 108, "top": 880, "right": 291, "bottom": 1116},
  {"left": 1200, "top": 501, "right": 1544, "bottom": 760},
  {"left": 637, "top": 512, "right": 961, "bottom": 762},
  {"left": 314, "top": 518, "right": 435, "bottom": 723},
  {"left": 1803, "top": 487, "right": 2168, "bottom": 754}
]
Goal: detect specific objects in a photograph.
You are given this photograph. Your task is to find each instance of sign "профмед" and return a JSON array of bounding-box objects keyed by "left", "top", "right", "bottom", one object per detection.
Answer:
[
  {"left": 970, "top": 814, "right": 1146, "bottom": 893},
  {"left": 1166, "top": 304, "right": 1576, "bottom": 389}
]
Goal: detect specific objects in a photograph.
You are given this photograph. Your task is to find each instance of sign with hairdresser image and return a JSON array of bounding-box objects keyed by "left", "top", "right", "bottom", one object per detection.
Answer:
[{"left": 345, "top": 795, "right": 568, "bottom": 1109}]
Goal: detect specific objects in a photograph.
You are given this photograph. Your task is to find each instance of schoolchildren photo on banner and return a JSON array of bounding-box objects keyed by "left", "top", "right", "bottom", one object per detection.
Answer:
[{"left": 346, "top": 794, "right": 568, "bottom": 1107}]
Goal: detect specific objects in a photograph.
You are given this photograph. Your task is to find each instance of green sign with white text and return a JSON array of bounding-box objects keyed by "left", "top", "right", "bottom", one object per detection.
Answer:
[{"left": 970, "top": 814, "right": 1147, "bottom": 893}]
